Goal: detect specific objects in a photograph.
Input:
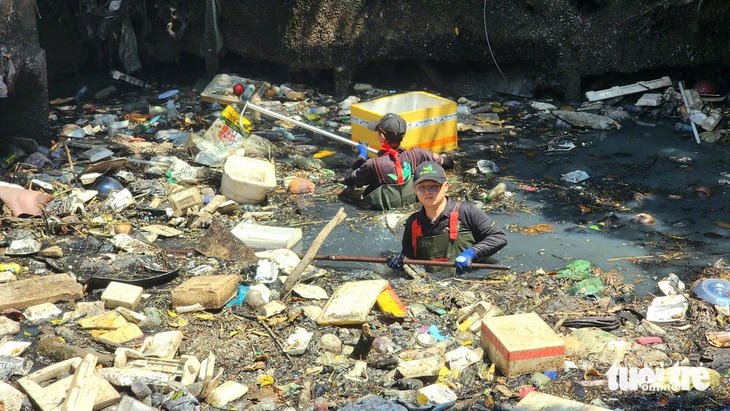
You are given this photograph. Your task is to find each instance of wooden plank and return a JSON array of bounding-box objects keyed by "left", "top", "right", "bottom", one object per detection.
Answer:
[
  {"left": 281, "top": 208, "right": 347, "bottom": 296},
  {"left": 318, "top": 280, "right": 388, "bottom": 325},
  {"left": 0, "top": 274, "right": 82, "bottom": 311},
  {"left": 585, "top": 76, "right": 672, "bottom": 102}
]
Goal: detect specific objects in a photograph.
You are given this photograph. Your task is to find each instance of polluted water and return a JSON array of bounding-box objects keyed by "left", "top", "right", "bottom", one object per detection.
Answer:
[{"left": 303, "top": 119, "right": 727, "bottom": 296}]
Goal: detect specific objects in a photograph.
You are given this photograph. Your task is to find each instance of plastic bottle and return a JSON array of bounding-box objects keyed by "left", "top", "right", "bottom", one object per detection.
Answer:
[
  {"left": 456, "top": 105, "right": 471, "bottom": 115},
  {"left": 308, "top": 106, "right": 328, "bottom": 115},
  {"left": 471, "top": 104, "right": 493, "bottom": 113},
  {"left": 674, "top": 122, "right": 692, "bottom": 134},
  {"left": 131, "top": 380, "right": 152, "bottom": 399},
  {"left": 74, "top": 86, "right": 88, "bottom": 101},
  {"left": 486, "top": 182, "right": 507, "bottom": 202},
  {"left": 117, "top": 395, "right": 157, "bottom": 411},
  {"left": 0, "top": 263, "right": 21, "bottom": 274},
  {"left": 271, "top": 126, "right": 297, "bottom": 141},
  {"left": 624, "top": 104, "right": 643, "bottom": 114},
  {"left": 504, "top": 101, "right": 526, "bottom": 112},
  {"left": 243, "top": 84, "right": 256, "bottom": 101},
  {"left": 138, "top": 307, "right": 162, "bottom": 330},
  {"left": 166, "top": 100, "right": 178, "bottom": 118},
  {"left": 555, "top": 119, "right": 572, "bottom": 129},
  {"left": 1, "top": 145, "right": 27, "bottom": 169}
]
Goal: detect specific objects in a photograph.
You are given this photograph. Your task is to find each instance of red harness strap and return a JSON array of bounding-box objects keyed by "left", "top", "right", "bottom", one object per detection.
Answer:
[
  {"left": 381, "top": 143, "right": 404, "bottom": 183},
  {"left": 411, "top": 202, "right": 462, "bottom": 256}
]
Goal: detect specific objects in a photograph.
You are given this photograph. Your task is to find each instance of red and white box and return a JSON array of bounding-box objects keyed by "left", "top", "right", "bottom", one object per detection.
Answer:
[{"left": 480, "top": 312, "right": 565, "bottom": 377}]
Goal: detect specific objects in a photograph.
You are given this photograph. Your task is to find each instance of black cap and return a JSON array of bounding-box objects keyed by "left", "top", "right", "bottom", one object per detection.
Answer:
[
  {"left": 366, "top": 113, "right": 407, "bottom": 140},
  {"left": 413, "top": 161, "right": 447, "bottom": 185}
]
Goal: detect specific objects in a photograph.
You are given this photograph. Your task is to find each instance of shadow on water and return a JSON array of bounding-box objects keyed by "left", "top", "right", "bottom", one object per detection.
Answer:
[{"left": 294, "top": 118, "right": 728, "bottom": 296}]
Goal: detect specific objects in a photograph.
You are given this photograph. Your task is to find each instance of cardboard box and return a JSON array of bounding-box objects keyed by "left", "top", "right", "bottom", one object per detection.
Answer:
[
  {"left": 171, "top": 275, "right": 241, "bottom": 309},
  {"left": 480, "top": 312, "right": 565, "bottom": 377},
  {"left": 350, "top": 92, "right": 457, "bottom": 154}
]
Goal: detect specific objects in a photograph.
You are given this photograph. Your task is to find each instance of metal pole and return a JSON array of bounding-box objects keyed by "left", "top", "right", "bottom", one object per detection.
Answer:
[
  {"left": 240, "top": 101, "right": 380, "bottom": 154},
  {"left": 677, "top": 82, "right": 701, "bottom": 145},
  {"left": 298, "top": 253, "right": 511, "bottom": 271}
]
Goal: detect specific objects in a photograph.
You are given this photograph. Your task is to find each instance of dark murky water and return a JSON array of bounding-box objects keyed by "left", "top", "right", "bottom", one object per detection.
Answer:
[{"left": 295, "top": 119, "right": 729, "bottom": 296}]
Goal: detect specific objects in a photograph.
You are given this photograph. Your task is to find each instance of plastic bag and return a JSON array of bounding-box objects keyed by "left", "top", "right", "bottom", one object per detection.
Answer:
[{"left": 192, "top": 105, "right": 253, "bottom": 165}]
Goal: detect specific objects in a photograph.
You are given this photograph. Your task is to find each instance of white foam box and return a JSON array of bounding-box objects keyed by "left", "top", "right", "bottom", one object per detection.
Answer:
[
  {"left": 351, "top": 91, "right": 458, "bottom": 154},
  {"left": 480, "top": 312, "right": 565, "bottom": 377},
  {"left": 635, "top": 93, "right": 664, "bottom": 107},
  {"left": 230, "top": 222, "right": 302, "bottom": 250}
]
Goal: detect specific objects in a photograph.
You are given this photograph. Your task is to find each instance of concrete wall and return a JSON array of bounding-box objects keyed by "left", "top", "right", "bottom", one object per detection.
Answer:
[
  {"left": 0, "top": 0, "right": 49, "bottom": 143},
  {"left": 4, "top": 0, "right": 730, "bottom": 144}
]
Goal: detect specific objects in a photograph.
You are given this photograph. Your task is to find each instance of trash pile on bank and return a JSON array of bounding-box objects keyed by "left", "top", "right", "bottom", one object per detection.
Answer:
[{"left": 1, "top": 71, "right": 730, "bottom": 411}]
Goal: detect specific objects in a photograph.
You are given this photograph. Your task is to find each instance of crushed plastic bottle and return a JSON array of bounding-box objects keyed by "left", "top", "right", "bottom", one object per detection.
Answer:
[
  {"left": 477, "top": 159, "right": 500, "bottom": 175},
  {"left": 271, "top": 126, "right": 297, "bottom": 141},
  {"left": 166, "top": 100, "right": 178, "bottom": 118},
  {"left": 486, "top": 182, "right": 507, "bottom": 202}
]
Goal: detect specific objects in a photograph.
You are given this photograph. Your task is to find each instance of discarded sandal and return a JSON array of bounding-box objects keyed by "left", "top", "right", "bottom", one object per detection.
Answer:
[{"left": 563, "top": 316, "right": 621, "bottom": 331}]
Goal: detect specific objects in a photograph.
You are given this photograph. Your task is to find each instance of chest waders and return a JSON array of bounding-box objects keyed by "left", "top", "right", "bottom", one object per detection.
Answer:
[
  {"left": 411, "top": 202, "right": 475, "bottom": 274},
  {"left": 362, "top": 150, "right": 417, "bottom": 211}
]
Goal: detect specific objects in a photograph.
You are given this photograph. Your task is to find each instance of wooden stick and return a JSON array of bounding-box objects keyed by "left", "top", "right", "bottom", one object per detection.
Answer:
[
  {"left": 63, "top": 143, "right": 82, "bottom": 187},
  {"left": 282, "top": 207, "right": 347, "bottom": 296},
  {"left": 606, "top": 255, "right": 666, "bottom": 261},
  {"left": 36, "top": 337, "right": 115, "bottom": 366}
]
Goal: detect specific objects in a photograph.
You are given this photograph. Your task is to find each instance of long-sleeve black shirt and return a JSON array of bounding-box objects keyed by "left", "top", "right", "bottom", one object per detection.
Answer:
[
  {"left": 344, "top": 147, "right": 454, "bottom": 192},
  {"left": 401, "top": 198, "right": 508, "bottom": 261}
]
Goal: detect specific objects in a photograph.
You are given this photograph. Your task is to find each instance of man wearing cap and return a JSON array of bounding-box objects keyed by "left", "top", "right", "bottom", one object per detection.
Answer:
[
  {"left": 344, "top": 113, "right": 454, "bottom": 210},
  {"left": 387, "top": 161, "right": 507, "bottom": 275}
]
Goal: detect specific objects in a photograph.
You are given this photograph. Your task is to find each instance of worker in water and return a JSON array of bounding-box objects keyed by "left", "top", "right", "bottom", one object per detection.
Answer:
[
  {"left": 343, "top": 113, "right": 454, "bottom": 210},
  {"left": 387, "top": 161, "right": 508, "bottom": 275}
]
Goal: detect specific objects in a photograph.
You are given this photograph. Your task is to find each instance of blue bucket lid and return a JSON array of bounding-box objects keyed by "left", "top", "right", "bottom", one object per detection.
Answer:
[{"left": 692, "top": 279, "right": 730, "bottom": 306}]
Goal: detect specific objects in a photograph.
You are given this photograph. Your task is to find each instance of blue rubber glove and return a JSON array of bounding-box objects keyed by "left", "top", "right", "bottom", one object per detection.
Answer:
[
  {"left": 356, "top": 141, "right": 369, "bottom": 158},
  {"left": 387, "top": 254, "right": 406, "bottom": 271},
  {"left": 454, "top": 248, "right": 477, "bottom": 275}
]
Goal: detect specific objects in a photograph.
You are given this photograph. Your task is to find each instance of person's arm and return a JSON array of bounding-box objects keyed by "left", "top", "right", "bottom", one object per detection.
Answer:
[
  {"left": 439, "top": 156, "right": 454, "bottom": 169},
  {"left": 344, "top": 158, "right": 372, "bottom": 187},
  {"left": 460, "top": 203, "right": 507, "bottom": 259},
  {"left": 413, "top": 148, "right": 454, "bottom": 170},
  {"left": 399, "top": 214, "right": 417, "bottom": 259}
]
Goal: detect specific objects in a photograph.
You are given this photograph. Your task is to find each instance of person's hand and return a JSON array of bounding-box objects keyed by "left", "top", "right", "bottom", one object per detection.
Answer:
[
  {"left": 454, "top": 248, "right": 477, "bottom": 275},
  {"left": 386, "top": 254, "right": 406, "bottom": 271},
  {"left": 356, "top": 141, "right": 369, "bottom": 158}
]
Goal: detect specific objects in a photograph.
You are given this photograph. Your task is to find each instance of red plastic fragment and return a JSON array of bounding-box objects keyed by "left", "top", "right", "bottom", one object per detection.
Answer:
[{"left": 637, "top": 336, "right": 663, "bottom": 345}]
